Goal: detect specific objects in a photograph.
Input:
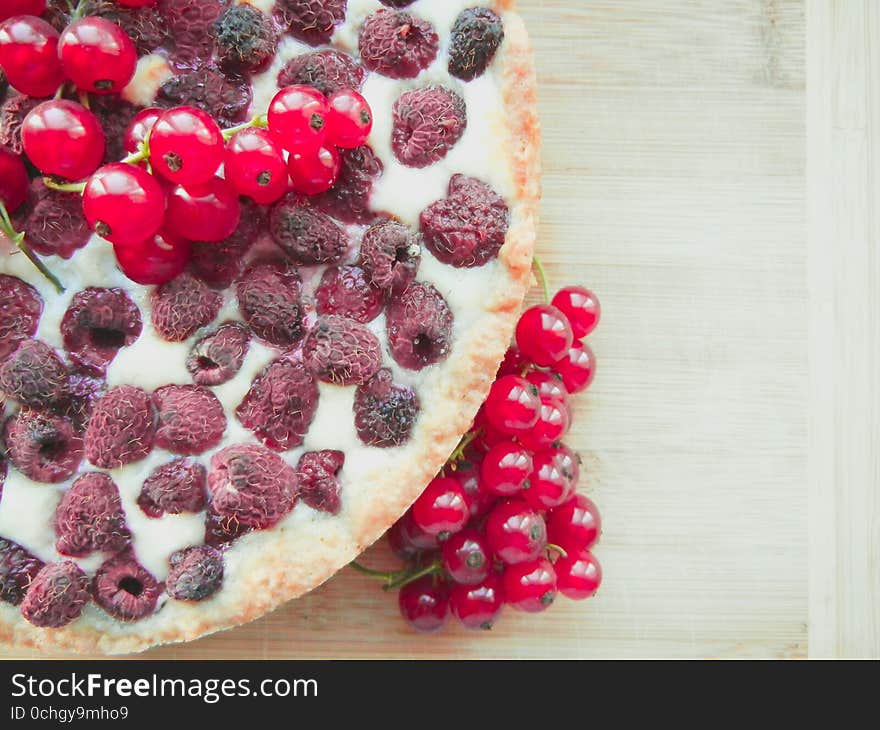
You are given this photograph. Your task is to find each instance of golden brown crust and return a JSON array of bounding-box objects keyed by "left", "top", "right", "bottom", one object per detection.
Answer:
[{"left": 0, "top": 3, "right": 541, "bottom": 655}]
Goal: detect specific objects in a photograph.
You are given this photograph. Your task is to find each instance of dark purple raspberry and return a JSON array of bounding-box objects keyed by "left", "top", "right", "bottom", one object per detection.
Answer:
[
  {"left": 379, "top": 0, "right": 416, "bottom": 6},
  {"left": 157, "top": 65, "right": 252, "bottom": 128},
  {"left": 90, "top": 96, "right": 142, "bottom": 164},
  {"left": 0, "top": 94, "right": 40, "bottom": 155},
  {"left": 190, "top": 198, "right": 264, "bottom": 288},
  {"left": 0, "top": 339, "right": 69, "bottom": 410},
  {"left": 302, "top": 315, "right": 382, "bottom": 386},
  {"left": 392, "top": 86, "right": 467, "bottom": 168},
  {"left": 84, "top": 385, "right": 155, "bottom": 469},
  {"left": 54, "top": 472, "right": 130, "bottom": 557},
  {"left": 0, "top": 69, "right": 7, "bottom": 103},
  {"left": 0, "top": 274, "right": 42, "bottom": 361},
  {"left": 358, "top": 220, "right": 421, "bottom": 291},
  {"left": 93, "top": 552, "right": 162, "bottom": 621},
  {"left": 277, "top": 49, "right": 365, "bottom": 96},
  {"left": 61, "top": 287, "right": 142, "bottom": 375},
  {"left": 139, "top": 458, "right": 207, "bottom": 517},
  {"left": 236, "top": 356, "right": 318, "bottom": 451},
  {"left": 20, "top": 179, "right": 91, "bottom": 259},
  {"left": 161, "top": 0, "right": 226, "bottom": 69},
  {"left": 354, "top": 367, "right": 419, "bottom": 447},
  {"left": 386, "top": 281, "right": 453, "bottom": 370},
  {"left": 205, "top": 508, "right": 251, "bottom": 547},
  {"left": 313, "top": 145, "right": 382, "bottom": 224},
  {"left": 151, "top": 272, "right": 222, "bottom": 342},
  {"left": 88, "top": 0, "right": 170, "bottom": 55},
  {"left": 4, "top": 409, "right": 83, "bottom": 483},
  {"left": 153, "top": 384, "right": 226, "bottom": 455},
  {"left": 63, "top": 370, "right": 106, "bottom": 433},
  {"left": 236, "top": 261, "right": 305, "bottom": 347},
  {"left": 214, "top": 3, "right": 277, "bottom": 73},
  {"left": 276, "top": 0, "right": 347, "bottom": 46},
  {"left": 208, "top": 443, "right": 299, "bottom": 529},
  {"left": 358, "top": 8, "right": 438, "bottom": 79},
  {"left": 420, "top": 174, "right": 510, "bottom": 267},
  {"left": 448, "top": 7, "right": 504, "bottom": 81},
  {"left": 20, "top": 561, "right": 90, "bottom": 628},
  {"left": 297, "top": 449, "right": 343, "bottom": 515},
  {"left": 187, "top": 322, "right": 250, "bottom": 386},
  {"left": 269, "top": 194, "right": 349, "bottom": 265},
  {"left": 315, "top": 265, "right": 383, "bottom": 323},
  {"left": 166, "top": 544, "right": 223, "bottom": 601},
  {"left": 0, "top": 537, "right": 43, "bottom": 606}
]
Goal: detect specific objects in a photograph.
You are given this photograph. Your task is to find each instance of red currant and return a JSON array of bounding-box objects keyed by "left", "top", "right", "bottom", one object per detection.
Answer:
[
  {"left": 149, "top": 106, "right": 224, "bottom": 186},
  {"left": 113, "top": 229, "right": 191, "bottom": 286},
  {"left": 524, "top": 369, "right": 568, "bottom": 404},
  {"left": 484, "top": 374, "right": 541, "bottom": 436},
  {"left": 287, "top": 144, "right": 340, "bottom": 195},
  {"left": 0, "top": 146, "right": 29, "bottom": 213},
  {"left": 450, "top": 574, "right": 504, "bottom": 630},
  {"left": 552, "top": 286, "right": 601, "bottom": 338},
  {"left": 471, "top": 406, "right": 508, "bottom": 453},
  {"left": 115, "top": 0, "right": 157, "bottom": 6},
  {"left": 503, "top": 557, "right": 557, "bottom": 612},
  {"left": 547, "top": 493, "right": 601, "bottom": 552},
  {"left": 412, "top": 476, "right": 469, "bottom": 538},
  {"left": 553, "top": 341, "right": 596, "bottom": 393},
  {"left": 225, "top": 127, "right": 289, "bottom": 204},
  {"left": 83, "top": 163, "right": 166, "bottom": 245},
  {"left": 267, "top": 85, "right": 329, "bottom": 152},
  {"left": 453, "top": 463, "right": 495, "bottom": 520},
  {"left": 0, "top": 15, "right": 63, "bottom": 97},
  {"left": 480, "top": 441, "right": 532, "bottom": 497},
  {"left": 517, "top": 397, "right": 571, "bottom": 452},
  {"left": 485, "top": 499, "right": 547, "bottom": 565},
  {"left": 165, "top": 177, "right": 241, "bottom": 243},
  {"left": 441, "top": 528, "right": 491, "bottom": 585},
  {"left": 325, "top": 89, "right": 373, "bottom": 149},
  {"left": 398, "top": 575, "right": 449, "bottom": 633},
  {"left": 58, "top": 17, "right": 137, "bottom": 94},
  {"left": 555, "top": 443, "right": 581, "bottom": 485},
  {"left": 524, "top": 447, "right": 577, "bottom": 511},
  {"left": 554, "top": 548, "right": 601, "bottom": 600},
  {"left": 387, "top": 509, "right": 439, "bottom": 559},
  {"left": 515, "top": 304, "right": 574, "bottom": 367},
  {"left": 21, "top": 99, "right": 104, "bottom": 180},
  {"left": 497, "top": 347, "right": 530, "bottom": 377},
  {"left": 123, "top": 107, "right": 162, "bottom": 155},
  {"left": 0, "top": 1, "right": 46, "bottom": 22}
]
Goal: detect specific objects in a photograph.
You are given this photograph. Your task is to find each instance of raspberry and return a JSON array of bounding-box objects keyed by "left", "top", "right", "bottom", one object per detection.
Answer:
[
  {"left": 269, "top": 194, "right": 349, "bottom": 265},
  {"left": 54, "top": 472, "right": 130, "bottom": 557},
  {"left": 0, "top": 94, "right": 40, "bottom": 156},
  {"left": 90, "top": 95, "right": 141, "bottom": 163},
  {"left": 0, "top": 274, "right": 42, "bottom": 361},
  {"left": 0, "top": 339, "right": 70, "bottom": 410},
  {"left": 138, "top": 458, "right": 207, "bottom": 517},
  {"left": 4, "top": 409, "right": 83, "bottom": 483},
  {"left": 151, "top": 272, "right": 222, "bottom": 342},
  {"left": 296, "top": 449, "right": 344, "bottom": 515},
  {"left": 392, "top": 86, "right": 467, "bottom": 168},
  {"left": 448, "top": 8, "right": 504, "bottom": 81},
  {"left": 93, "top": 552, "right": 162, "bottom": 621},
  {"left": 315, "top": 265, "right": 383, "bottom": 323},
  {"left": 189, "top": 199, "right": 264, "bottom": 288},
  {"left": 161, "top": 0, "right": 226, "bottom": 68},
  {"left": 420, "top": 174, "right": 509, "bottom": 267},
  {"left": 386, "top": 281, "right": 453, "bottom": 370},
  {"left": 358, "top": 8, "right": 438, "bottom": 79},
  {"left": 359, "top": 220, "right": 421, "bottom": 291},
  {"left": 88, "top": 0, "right": 170, "bottom": 55},
  {"left": 276, "top": 0, "right": 347, "bottom": 46},
  {"left": 204, "top": 507, "right": 251, "bottom": 547},
  {"left": 61, "top": 287, "right": 142, "bottom": 375},
  {"left": 166, "top": 544, "right": 224, "bottom": 601},
  {"left": 157, "top": 65, "right": 252, "bottom": 128},
  {"left": 63, "top": 370, "right": 106, "bottom": 432},
  {"left": 153, "top": 384, "right": 226, "bottom": 455},
  {"left": 277, "top": 49, "right": 365, "bottom": 96},
  {"left": 353, "top": 368, "right": 419, "bottom": 447},
  {"left": 0, "top": 537, "right": 43, "bottom": 606},
  {"left": 20, "top": 561, "right": 90, "bottom": 628},
  {"left": 302, "top": 315, "right": 382, "bottom": 386},
  {"left": 208, "top": 443, "right": 299, "bottom": 528},
  {"left": 312, "top": 145, "right": 382, "bottom": 224},
  {"left": 380, "top": 0, "right": 416, "bottom": 6},
  {"left": 84, "top": 385, "right": 155, "bottom": 468},
  {"left": 186, "top": 322, "right": 250, "bottom": 386},
  {"left": 236, "top": 356, "right": 318, "bottom": 451},
  {"left": 214, "top": 3, "right": 277, "bottom": 73},
  {"left": 236, "top": 261, "right": 305, "bottom": 347},
  {"left": 19, "top": 179, "right": 91, "bottom": 259}
]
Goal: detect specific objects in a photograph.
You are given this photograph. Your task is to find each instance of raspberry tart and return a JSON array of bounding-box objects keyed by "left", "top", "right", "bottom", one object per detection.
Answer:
[{"left": 0, "top": 0, "right": 539, "bottom": 654}]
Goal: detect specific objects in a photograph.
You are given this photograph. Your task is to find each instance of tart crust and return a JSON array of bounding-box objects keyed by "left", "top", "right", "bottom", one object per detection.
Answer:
[{"left": 0, "top": 0, "right": 541, "bottom": 654}]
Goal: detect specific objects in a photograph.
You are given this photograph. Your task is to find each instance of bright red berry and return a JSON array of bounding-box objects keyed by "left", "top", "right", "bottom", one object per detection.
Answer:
[
  {"left": 524, "top": 369, "right": 568, "bottom": 404},
  {"left": 497, "top": 347, "right": 530, "bottom": 377},
  {"left": 387, "top": 509, "right": 439, "bottom": 559},
  {"left": 516, "top": 397, "right": 571, "bottom": 452},
  {"left": 0, "top": 1, "right": 46, "bottom": 22},
  {"left": 454, "top": 462, "right": 495, "bottom": 520},
  {"left": 113, "top": 229, "right": 191, "bottom": 286},
  {"left": 524, "top": 447, "right": 577, "bottom": 511},
  {"left": 0, "top": 146, "right": 29, "bottom": 213},
  {"left": 149, "top": 106, "right": 224, "bottom": 186},
  {"left": 554, "top": 548, "right": 601, "bottom": 600},
  {"left": 0, "top": 15, "right": 63, "bottom": 97},
  {"left": 325, "top": 89, "right": 372, "bottom": 149},
  {"left": 480, "top": 441, "right": 532, "bottom": 497},
  {"left": 441, "top": 528, "right": 490, "bottom": 585},
  {"left": 58, "top": 17, "right": 137, "bottom": 94},
  {"left": 267, "top": 85, "right": 329, "bottom": 152},
  {"left": 21, "top": 100, "right": 104, "bottom": 180},
  {"left": 124, "top": 107, "right": 162, "bottom": 155},
  {"left": 450, "top": 574, "right": 504, "bottom": 630},
  {"left": 547, "top": 493, "right": 601, "bottom": 552},
  {"left": 552, "top": 286, "right": 601, "bottom": 338},
  {"left": 472, "top": 406, "right": 508, "bottom": 453},
  {"left": 484, "top": 374, "right": 541, "bottom": 436},
  {"left": 287, "top": 144, "right": 340, "bottom": 195},
  {"left": 553, "top": 341, "right": 596, "bottom": 393},
  {"left": 485, "top": 499, "right": 547, "bottom": 565},
  {"left": 224, "top": 127, "right": 288, "bottom": 205},
  {"left": 83, "top": 163, "right": 166, "bottom": 245},
  {"left": 398, "top": 575, "right": 449, "bottom": 633},
  {"left": 503, "top": 557, "right": 556, "bottom": 612},
  {"left": 165, "top": 177, "right": 241, "bottom": 243},
  {"left": 411, "top": 476, "right": 469, "bottom": 538},
  {"left": 515, "top": 304, "right": 574, "bottom": 367}
]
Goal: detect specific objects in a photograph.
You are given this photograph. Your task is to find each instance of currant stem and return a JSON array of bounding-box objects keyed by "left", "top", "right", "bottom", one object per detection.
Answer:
[
  {"left": 383, "top": 561, "right": 443, "bottom": 592},
  {"left": 532, "top": 255, "right": 551, "bottom": 304},
  {"left": 546, "top": 543, "right": 568, "bottom": 559},
  {"left": 0, "top": 202, "right": 65, "bottom": 294},
  {"left": 221, "top": 114, "right": 269, "bottom": 141},
  {"left": 42, "top": 178, "right": 86, "bottom": 194},
  {"left": 446, "top": 428, "right": 482, "bottom": 470}
]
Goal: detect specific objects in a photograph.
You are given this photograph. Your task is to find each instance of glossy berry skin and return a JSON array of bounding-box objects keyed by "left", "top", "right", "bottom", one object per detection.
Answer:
[
  {"left": 0, "top": 146, "right": 29, "bottom": 213},
  {"left": 287, "top": 144, "right": 340, "bottom": 195},
  {"left": 326, "top": 89, "right": 373, "bottom": 149},
  {"left": 0, "top": 16, "right": 63, "bottom": 97},
  {"left": 0, "top": 1, "right": 46, "bottom": 22},
  {"left": 515, "top": 304, "right": 574, "bottom": 367},
  {"left": 411, "top": 476, "right": 469, "bottom": 538},
  {"left": 83, "top": 163, "right": 166, "bottom": 245},
  {"left": 441, "top": 528, "right": 490, "bottom": 585},
  {"left": 547, "top": 493, "right": 601, "bottom": 552},
  {"left": 123, "top": 107, "right": 162, "bottom": 155},
  {"left": 517, "top": 397, "right": 571, "bottom": 452},
  {"left": 497, "top": 347, "right": 530, "bottom": 377},
  {"left": 115, "top": 0, "right": 157, "bottom": 6},
  {"left": 523, "top": 447, "right": 577, "bottom": 511},
  {"left": 471, "top": 406, "right": 508, "bottom": 453},
  {"left": 553, "top": 341, "right": 596, "bottom": 394},
  {"left": 504, "top": 557, "right": 557, "bottom": 613},
  {"left": 58, "top": 17, "right": 137, "bottom": 94},
  {"left": 398, "top": 576, "right": 449, "bottom": 633},
  {"left": 165, "top": 177, "right": 241, "bottom": 243},
  {"left": 552, "top": 286, "right": 601, "bottom": 338},
  {"left": 21, "top": 100, "right": 104, "bottom": 180},
  {"left": 485, "top": 499, "right": 547, "bottom": 565},
  {"left": 554, "top": 548, "right": 601, "bottom": 600},
  {"left": 524, "top": 369, "right": 569, "bottom": 405},
  {"left": 450, "top": 574, "right": 504, "bottom": 630},
  {"left": 387, "top": 509, "right": 439, "bottom": 559},
  {"left": 454, "top": 463, "right": 495, "bottom": 520},
  {"left": 149, "top": 107, "right": 224, "bottom": 186},
  {"left": 224, "top": 127, "right": 289, "bottom": 204},
  {"left": 484, "top": 375, "right": 541, "bottom": 436},
  {"left": 480, "top": 441, "right": 532, "bottom": 497},
  {"left": 267, "top": 85, "right": 329, "bottom": 152},
  {"left": 113, "top": 230, "right": 191, "bottom": 285}
]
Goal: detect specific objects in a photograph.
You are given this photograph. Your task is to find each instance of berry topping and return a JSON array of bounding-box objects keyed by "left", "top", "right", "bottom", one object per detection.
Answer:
[
  {"left": 61, "top": 287, "right": 142, "bottom": 374},
  {"left": 420, "top": 174, "right": 510, "bottom": 267},
  {"left": 189, "top": 198, "right": 263, "bottom": 287},
  {"left": 157, "top": 65, "right": 252, "bottom": 129},
  {"left": 84, "top": 385, "right": 155, "bottom": 469},
  {"left": 391, "top": 86, "right": 466, "bottom": 168},
  {"left": 166, "top": 544, "right": 224, "bottom": 601},
  {"left": 503, "top": 557, "right": 556, "bottom": 613},
  {"left": 149, "top": 106, "right": 224, "bottom": 186},
  {"left": 277, "top": 49, "right": 365, "bottom": 96},
  {"left": 63, "top": 370, "right": 105, "bottom": 433},
  {"left": 236, "top": 260, "right": 305, "bottom": 347},
  {"left": 0, "top": 145, "right": 27, "bottom": 213},
  {"left": 450, "top": 574, "right": 504, "bottom": 630},
  {"left": 153, "top": 384, "right": 226, "bottom": 455},
  {"left": 0, "top": 93, "right": 38, "bottom": 154},
  {"left": 398, "top": 575, "right": 448, "bottom": 633},
  {"left": 353, "top": 368, "right": 419, "bottom": 448},
  {"left": 412, "top": 476, "right": 468, "bottom": 538},
  {"left": 187, "top": 322, "right": 250, "bottom": 386},
  {"left": 4, "top": 409, "right": 83, "bottom": 483},
  {"left": 296, "top": 449, "right": 344, "bottom": 515},
  {"left": 312, "top": 144, "right": 382, "bottom": 224},
  {"left": 0, "top": 537, "right": 43, "bottom": 606},
  {"left": 524, "top": 447, "right": 578, "bottom": 511},
  {"left": 204, "top": 507, "right": 251, "bottom": 547},
  {"left": 93, "top": 552, "right": 162, "bottom": 621},
  {"left": 89, "top": 1, "right": 169, "bottom": 56},
  {"left": 268, "top": 84, "right": 329, "bottom": 153},
  {"left": 302, "top": 315, "right": 382, "bottom": 386},
  {"left": 484, "top": 375, "right": 541, "bottom": 435},
  {"left": 485, "top": 499, "right": 547, "bottom": 565},
  {"left": 552, "top": 341, "right": 596, "bottom": 394},
  {"left": 315, "top": 265, "right": 383, "bottom": 323},
  {"left": 225, "top": 127, "right": 289, "bottom": 205},
  {"left": 22, "top": 100, "right": 105, "bottom": 180},
  {"left": 162, "top": 0, "right": 225, "bottom": 68},
  {"left": 269, "top": 194, "right": 348, "bottom": 265},
  {"left": 277, "top": 0, "right": 348, "bottom": 46},
  {"left": 326, "top": 89, "right": 372, "bottom": 149},
  {"left": 287, "top": 143, "right": 340, "bottom": 195},
  {"left": 20, "top": 561, "right": 90, "bottom": 628},
  {"left": 0, "top": 16, "right": 64, "bottom": 98},
  {"left": 213, "top": 3, "right": 277, "bottom": 73},
  {"left": 58, "top": 17, "right": 137, "bottom": 94},
  {"left": 386, "top": 281, "right": 453, "bottom": 370},
  {"left": 554, "top": 548, "right": 602, "bottom": 600},
  {"left": 515, "top": 305, "right": 574, "bottom": 367},
  {"left": 379, "top": 0, "right": 416, "bottom": 6},
  {"left": 83, "top": 163, "right": 166, "bottom": 245},
  {"left": 480, "top": 441, "right": 533, "bottom": 497},
  {"left": 54, "top": 471, "right": 130, "bottom": 557},
  {"left": 551, "top": 286, "right": 601, "bottom": 338},
  {"left": 0, "top": 339, "right": 69, "bottom": 410},
  {"left": 90, "top": 97, "right": 142, "bottom": 164},
  {"left": 166, "top": 176, "right": 242, "bottom": 242},
  {"left": 19, "top": 178, "right": 91, "bottom": 259},
  {"left": 138, "top": 458, "right": 207, "bottom": 517},
  {"left": 151, "top": 272, "right": 222, "bottom": 342},
  {"left": 448, "top": 8, "right": 504, "bottom": 82},
  {"left": 358, "top": 8, "right": 438, "bottom": 79},
  {"left": 547, "top": 493, "right": 601, "bottom": 553},
  {"left": 0, "top": 274, "right": 41, "bottom": 361},
  {"left": 114, "top": 230, "right": 192, "bottom": 286},
  {"left": 358, "top": 220, "right": 421, "bottom": 292},
  {"left": 441, "top": 528, "right": 490, "bottom": 585}
]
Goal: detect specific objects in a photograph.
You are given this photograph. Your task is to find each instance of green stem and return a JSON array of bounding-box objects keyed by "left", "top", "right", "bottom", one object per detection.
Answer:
[
  {"left": 71, "top": 0, "right": 89, "bottom": 21},
  {"left": 546, "top": 543, "right": 568, "bottom": 559},
  {"left": 446, "top": 428, "right": 482, "bottom": 470},
  {"left": 221, "top": 114, "right": 268, "bottom": 140},
  {"left": 42, "top": 178, "right": 86, "bottom": 194},
  {"left": 121, "top": 146, "right": 149, "bottom": 166},
  {"left": 383, "top": 561, "right": 443, "bottom": 592},
  {"left": 532, "top": 255, "right": 551, "bottom": 304},
  {"left": 0, "top": 202, "right": 65, "bottom": 294}
]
